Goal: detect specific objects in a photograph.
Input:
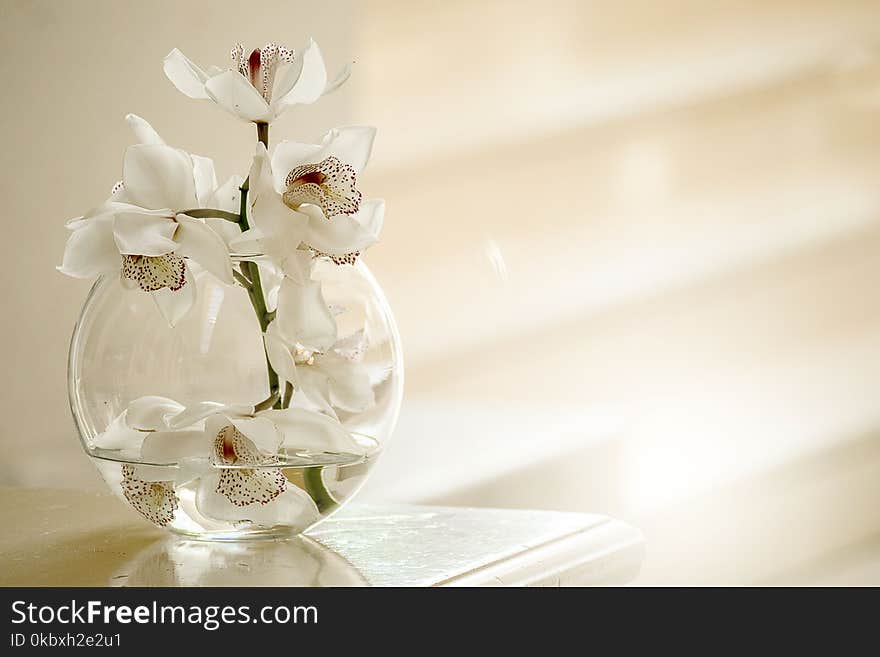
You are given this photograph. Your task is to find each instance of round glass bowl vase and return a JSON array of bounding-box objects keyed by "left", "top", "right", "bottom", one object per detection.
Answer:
[{"left": 68, "top": 258, "right": 403, "bottom": 540}]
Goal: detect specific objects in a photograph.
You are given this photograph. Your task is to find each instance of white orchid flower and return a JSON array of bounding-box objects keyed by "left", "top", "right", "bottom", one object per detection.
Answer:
[
  {"left": 94, "top": 395, "right": 364, "bottom": 528},
  {"left": 232, "top": 127, "right": 384, "bottom": 266},
  {"left": 271, "top": 125, "right": 375, "bottom": 220},
  {"left": 58, "top": 115, "right": 235, "bottom": 325},
  {"left": 265, "top": 300, "right": 376, "bottom": 418},
  {"left": 163, "top": 39, "right": 350, "bottom": 124},
  {"left": 231, "top": 142, "right": 308, "bottom": 262}
]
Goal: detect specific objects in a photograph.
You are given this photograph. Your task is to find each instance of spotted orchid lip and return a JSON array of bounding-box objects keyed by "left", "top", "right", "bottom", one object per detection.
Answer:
[
  {"left": 213, "top": 425, "right": 286, "bottom": 507},
  {"left": 231, "top": 42, "right": 296, "bottom": 104},
  {"left": 121, "top": 253, "right": 187, "bottom": 293},
  {"left": 308, "top": 246, "right": 361, "bottom": 266},
  {"left": 121, "top": 464, "right": 179, "bottom": 527},
  {"left": 282, "top": 156, "right": 362, "bottom": 219}
]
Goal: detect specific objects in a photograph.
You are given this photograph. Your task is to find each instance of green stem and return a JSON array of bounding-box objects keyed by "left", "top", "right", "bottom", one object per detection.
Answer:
[
  {"left": 303, "top": 467, "right": 336, "bottom": 513},
  {"left": 181, "top": 208, "right": 241, "bottom": 222},
  {"left": 281, "top": 381, "right": 293, "bottom": 409},
  {"left": 232, "top": 269, "right": 252, "bottom": 288},
  {"left": 242, "top": 121, "right": 334, "bottom": 511},
  {"left": 238, "top": 121, "right": 280, "bottom": 405},
  {"left": 254, "top": 391, "right": 280, "bottom": 412}
]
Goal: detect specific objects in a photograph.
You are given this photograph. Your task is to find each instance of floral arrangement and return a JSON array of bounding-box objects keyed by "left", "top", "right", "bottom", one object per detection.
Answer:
[{"left": 59, "top": 40, "right": 388, "bottom": 534}]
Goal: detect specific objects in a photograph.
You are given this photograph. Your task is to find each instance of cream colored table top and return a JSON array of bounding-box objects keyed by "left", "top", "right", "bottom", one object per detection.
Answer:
[{"left": 0, "top": 487, "right": 643, "bottom": 586}]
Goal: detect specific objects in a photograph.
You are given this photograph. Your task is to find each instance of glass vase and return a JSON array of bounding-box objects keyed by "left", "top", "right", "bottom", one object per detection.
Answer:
[{"left": 68, "top": 257, "right": 403, "bottom": 540}]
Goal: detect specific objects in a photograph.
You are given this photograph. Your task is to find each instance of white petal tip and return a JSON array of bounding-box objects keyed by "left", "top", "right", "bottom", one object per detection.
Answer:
[{"left": 163, "top": 48, "right": 211, "bottom": 100}]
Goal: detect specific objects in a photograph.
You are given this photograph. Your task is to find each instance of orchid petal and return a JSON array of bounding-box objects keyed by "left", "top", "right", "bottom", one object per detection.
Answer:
[
  {"left": 125, "top": 114, "right": 165, "bottom": 145},
  {"left": 304, "top": 199, "right": 384, "bottom": 255},
  {"left": 250, "top": 142, "right": 273, "bottom": 195},
  {"left": 264, "top": 325, "right": 299, "bottom": 389},
  {"left": 126, "top": 395, "right": 185, "bottom": 430},
  {"left": 281, "top": 249, "right": 313, "bottom": 286},
  {"left": 122, "top": 253, "right": 186, "bottom": 293},
  {"left": 243, "top": 144, "right": 309, "bottom": 255},
  {"left": 194, "top": 473, "right": 319, "bottom": 528},
  {"left": 257, "top": 199, "right": 308, "bottom": 254},
  {"left": 228, "top": 227, "right": 264, "bottom": 255},
  {"left": 140, "top": 430, "right": 211, "bottom": 463},
  {"left": 121, "top": 464, "right": 179, "bottom": 526},
  {"left": 360, "top": 197, "right": 385, "bottom": 238},
  {"left": 228, "top": 416, "right": 282, "bottom": 454},
  {"left": 274, "top": 38, "right": 327, "bottom": 110},
  {"left": 206, "top": 175, "right": 244, "bottom": 214},
  {"left": 167, "top": 401, "right": 249, "bottom": 430},
  {"left": 270, "top": 141, "right": 321, "bottom": 191},
  {"left": 270, "top": 126, "right": 376, "bottom": 193},
  {"left": 175, "top": 214, "right": 233, "bottom": 284},
  {"left": 91, "top": 413, "right": 146, "bottom": 454},
  {"left": 205, "top": 70, "right": 271, "bottom": 123},
  {"left": 319, "top": 353, "right": 375, "bottom": 413},
  {"left": 112, "top": 212, "right": 177, "bottom": 256},
  {"left": 82, "top": 201, "right": 170, "bottom": 221},
  {"left": 205, "top": 218, "right": 243, "bottom": 248},
  {"left": 236, "top": 206, "right": 307, "bottom": 258},
  {"left": 295, "top": 366, "right": 334, "bottom": 415},
  {"left": 276, "top": 278, "right": 337, "bottom": 352},
  {"left": 281, "top": 156, "right": 361, "bottom": 218},
  {"left": 57, "top": 216, "right": 119, "bottom": 278},
  {"left": 257, "top": 260, "right": 283, "bottom": 311},
  {"left": 123, "top": 144, "right": 199, "bottom": 211},
  {"left": 333, "top": 329, "right": 368, "bottom": 360},
  {"left": 191, "top": 155, "right": 218, "bottom": 207},
  {"left": 163, "top": 48, "right": 211, "bottom": 99},
  {"left": 151, "top": 265, "right": 197, "bottom": 327},
  {"left": 209, "top": 425, "right": 287, "bottom": 508},
  {"left": 260, "top": 407, "right": 365, "bottom": 455},
  {"left": 317, "top": 126, "right": 376, "bottom": 174}
]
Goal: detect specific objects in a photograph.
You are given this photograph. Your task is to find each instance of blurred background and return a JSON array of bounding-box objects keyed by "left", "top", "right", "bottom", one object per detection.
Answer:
[{"left": 3, "top": 0, "right": 880, "bottom": 584}]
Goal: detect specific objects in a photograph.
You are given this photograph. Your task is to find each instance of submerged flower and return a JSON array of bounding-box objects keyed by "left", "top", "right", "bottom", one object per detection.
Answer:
[
  {"left": 94, "top": 396, "right": 364, "bottom": 528},
  {"left": 163, "top": 39, "right": 350, "bottom": 124},
  {"left": 120, "top": 464, "right": 179, "bottom": 527},
  {"left": 212, "top": 424, "right": 287, "bottom": 506},
  {"left": 232, "top": 127, "right": 384, "bottom": 267},
  {"left": 58, "top": 115, "right": 234, "bottom": 325},
  {"left": 275, "top": 276, "right": 339, "bottom": 353},
  {"left": 266, "top": 321, "right": 376, "bottom": 418},
  {"left": 263, "top": 272, "right": 375, "bottom": 417}
]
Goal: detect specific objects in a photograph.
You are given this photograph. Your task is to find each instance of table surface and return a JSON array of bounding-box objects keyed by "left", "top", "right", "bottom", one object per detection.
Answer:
[{"left": 0, "top": 487, "right": 644, "bottom": 586}]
